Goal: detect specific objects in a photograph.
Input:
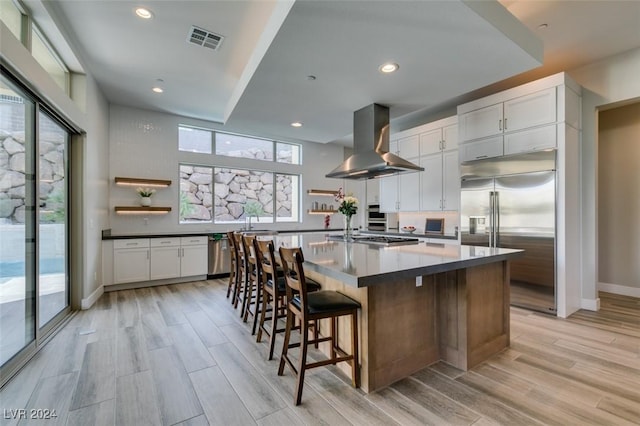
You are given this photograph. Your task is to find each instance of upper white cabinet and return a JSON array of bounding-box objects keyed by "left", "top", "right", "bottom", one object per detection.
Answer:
[
  {"left": 380, "top": 135, "right": 421, "bottom": 212},
  {"left": 458, "top": 74, "right": 579, "bottom": 163},
  {"left": 380, "top": 117, "right": 459, "bottom": 213},
  {"left": 419, "top": 117, "right": 459, "bottom": 211},
  {"left": 459, "top": 88, "right": 556, "bottom": 142}
]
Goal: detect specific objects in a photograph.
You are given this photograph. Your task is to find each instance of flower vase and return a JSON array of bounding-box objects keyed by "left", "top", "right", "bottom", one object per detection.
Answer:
[
  {"left": 343, "top": 214, "right": 353, "bottom": 240},
  {"left": 140, "top": 196, "right": 151, "bottom": 207}
]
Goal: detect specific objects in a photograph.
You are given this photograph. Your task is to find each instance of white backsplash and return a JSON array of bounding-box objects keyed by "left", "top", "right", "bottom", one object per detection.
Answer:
[{"left": 398, "top": 211, "right": 459, "bottom": 235}]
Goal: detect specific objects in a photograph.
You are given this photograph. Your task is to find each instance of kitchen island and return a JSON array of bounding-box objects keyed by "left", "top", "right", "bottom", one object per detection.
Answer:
[{"left": 273, "top": 232, "right": 523, "bottom": 393}]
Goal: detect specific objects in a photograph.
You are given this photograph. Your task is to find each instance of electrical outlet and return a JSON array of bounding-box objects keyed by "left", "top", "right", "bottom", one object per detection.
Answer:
[
  {"left": 415, "top": 276, "right": 422, "bottom": 287},
  {"left": 143, "top": 218, "right": 149, "bottom": 225}
]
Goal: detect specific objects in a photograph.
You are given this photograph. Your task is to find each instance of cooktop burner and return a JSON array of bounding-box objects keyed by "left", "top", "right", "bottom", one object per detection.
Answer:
[{"left": 329, "top": 235, "right": 420, "bottom": 246}]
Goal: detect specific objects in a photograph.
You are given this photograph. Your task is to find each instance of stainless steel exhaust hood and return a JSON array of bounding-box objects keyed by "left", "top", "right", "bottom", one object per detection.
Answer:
[{"left": 326, "top": 104, "right": 424, "bottom": 180}]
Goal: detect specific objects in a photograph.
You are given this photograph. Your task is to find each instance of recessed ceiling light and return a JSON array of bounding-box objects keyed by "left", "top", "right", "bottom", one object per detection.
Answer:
[
  {"left": 135, "top": 7, "right": 154, "bottom": 19},
  {"left": 152, "top": 87, "right": 163, "bottom": 93},
  {"left": 291, "top": 122, "right": 303, "bottom": 128},
  {"left": 537, "top": 23, "right": 548, "bottom": 30},
  {"left": 379, "top": 62, "right": 399, "bottom": 74}
]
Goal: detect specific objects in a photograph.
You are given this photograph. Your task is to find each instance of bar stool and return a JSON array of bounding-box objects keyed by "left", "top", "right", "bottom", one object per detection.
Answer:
[
  {"left": 278, "top": 246, "right": 360, "bottom": 406},
  {"left": 254, "top": 239, "right": 320, "bottom": 360},
  {"left": 226, "top": 231, "right": 239, "bottom": 302},
  {"left": 241, "top": 234, "right": 261, "bottom": 334},
  {"left": 233, "top": 232, "right": 248, "bottom": 312}
]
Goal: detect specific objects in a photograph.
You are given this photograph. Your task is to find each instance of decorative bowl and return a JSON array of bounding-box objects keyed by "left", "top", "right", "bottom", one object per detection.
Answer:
[{"left": 401, "top": 227, "right": 416, "bottom": 233}]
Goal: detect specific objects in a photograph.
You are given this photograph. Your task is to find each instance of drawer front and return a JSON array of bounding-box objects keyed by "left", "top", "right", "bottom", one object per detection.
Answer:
[
  {"left": 180, "top": 236, "right": 208, "bottom": 246},
  {"left": 459, "top": 136, "right": 503, "bottom": 162},
  {"left": 150, "top": 237, "right": 181, "bottom": 248},
  {"left": 504, "top": 125, "right": 556, "bottom": 156},
  {"left": 113, "top": 238, "right": 150, "bottom": 249}
]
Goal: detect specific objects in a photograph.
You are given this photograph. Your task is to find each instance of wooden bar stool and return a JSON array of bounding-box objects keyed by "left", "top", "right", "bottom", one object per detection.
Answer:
[
  {"left": 233, "top": 232, "right": 248, "bottom": 312},
  {"left": 226, "top": 231, "right": 239, "bottom": 302},
  {"left": 255, "top": 240, "right": 320, "bottom": 360},
  {"left": 241, "top": 234, "right": 261, "bottom": 334},
  {"left": 278, "top": 246, "right": 360, "bottom": 406}
]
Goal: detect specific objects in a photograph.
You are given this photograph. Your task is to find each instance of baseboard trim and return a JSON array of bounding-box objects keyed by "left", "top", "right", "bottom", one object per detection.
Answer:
[
  {"left": 81, "top": 285, "right": 104, "bottom": 310},
  {"left": 598, "top": 282, "right": 640, "bottom": 298},
  {"left": 580, "top": 297, "right": 600, "bottom": 311}
]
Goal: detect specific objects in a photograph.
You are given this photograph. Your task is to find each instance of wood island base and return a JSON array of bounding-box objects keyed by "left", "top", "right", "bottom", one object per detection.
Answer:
[{"left": 306, "top": 260, "right": 510, "bottom": 393}]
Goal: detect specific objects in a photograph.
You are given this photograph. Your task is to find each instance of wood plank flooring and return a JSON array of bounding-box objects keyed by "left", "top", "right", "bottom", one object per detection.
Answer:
[{"left": 1, "top": 281, "right": 638, "bottom": 425}]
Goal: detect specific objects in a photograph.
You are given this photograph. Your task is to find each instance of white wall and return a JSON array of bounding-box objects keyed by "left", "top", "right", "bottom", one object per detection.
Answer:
[
  {"left": 108, "top": 104, "right": 346, "bottom": 235},
  {"left": 569, "top": 47, "right": 640, "bottom": 306},
  {"left": 78, "top": 75, "right": 110, "bottom": 307}
]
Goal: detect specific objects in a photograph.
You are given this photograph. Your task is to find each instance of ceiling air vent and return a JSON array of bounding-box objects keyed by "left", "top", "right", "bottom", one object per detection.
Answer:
[{"left": 187, "top": 26, "right": 224, "bottom": 51}]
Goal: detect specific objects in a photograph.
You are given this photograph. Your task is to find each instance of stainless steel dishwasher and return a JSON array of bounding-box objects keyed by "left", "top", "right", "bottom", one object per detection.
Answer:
[{"left": 208, "top": 234, "right": 231, "bottom": 277}]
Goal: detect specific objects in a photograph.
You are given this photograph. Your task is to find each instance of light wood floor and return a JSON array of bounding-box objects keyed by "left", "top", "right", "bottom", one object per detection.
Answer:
[{"left": 1, "top": 280, "right": 639, "bottom": 425}]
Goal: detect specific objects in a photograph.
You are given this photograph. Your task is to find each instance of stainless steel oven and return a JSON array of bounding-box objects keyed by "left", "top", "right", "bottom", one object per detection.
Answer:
[{"left": 367, "top": 204, "right": 397, "bottom": 231}]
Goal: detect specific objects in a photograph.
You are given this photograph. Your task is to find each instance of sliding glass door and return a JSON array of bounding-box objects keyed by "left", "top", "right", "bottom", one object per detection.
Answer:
[
  {"left": 38, "top": 111, "right": 69, "bottom": 327},
  {"left": 0, "top": 76, "right": 37, "bottom": 366},
  {"left": 0, "top": 72, "right": 71, "bottom": 378}
]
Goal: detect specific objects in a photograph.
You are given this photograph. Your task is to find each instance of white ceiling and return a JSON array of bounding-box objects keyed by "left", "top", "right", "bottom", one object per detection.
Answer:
[{"left": 39, "top": 0, "right": 640, "bottom": 146}]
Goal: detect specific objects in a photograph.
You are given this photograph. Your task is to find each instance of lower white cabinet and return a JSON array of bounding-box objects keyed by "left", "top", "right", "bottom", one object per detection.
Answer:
[
  {"left": 150, "top": 238, "right": 181, "bottom": 280},
  {"left": 180, "top": 236, "right": 208, "bottom": 276},
  {"left": 113, "top": 239, "right": 150, "bottom": 284},
  {"left": 113, "top": 236, "right": 208, "bottom": 285}
]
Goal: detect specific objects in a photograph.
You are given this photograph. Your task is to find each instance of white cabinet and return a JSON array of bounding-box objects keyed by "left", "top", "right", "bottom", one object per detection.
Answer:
[
  {"left": 112, "top": 236, "right": 208, "bottom": 285},
  {"left": 379, "top": 135, "right": 420, "bottom": 212},
  {"left": 459, "top": 136, "right": 503, "bottom": 162},
  {"left": 150, "top": 238, "right": 181, "bottom": 280},
  {"left": 180, "top": 236, "right": 208, "bottom": 277},
  {"left": 504, "top": 124, "right": 556, "bottom": 155},
  {"left": 419, "top": 120, "right": 459, "bottom": 211},
  {"left": 459, "top": 103, "right": 504, "bottom": 142},
  {"left": 397, "top": 134, "right": 420, "bottom": 158},
  {"left": 113, "top": 239, "right": 150, "bottom": 284},
  {"left": 459, "top": 87, "right": 557, "bottom": 161},
  {"left": 379, "top": 173, "right": 420, "bottom": 212},
  {"left": 459, "top": 88, "right": 556, "bottom": 141},
  {"left": 366, "top": 179, "right": 379, "bottom": 204},
  {"left": 442, "top": 151, "right": 460, "bottom": 211}
]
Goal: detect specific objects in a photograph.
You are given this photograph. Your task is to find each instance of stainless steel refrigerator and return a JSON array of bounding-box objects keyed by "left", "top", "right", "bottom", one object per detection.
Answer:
[{"left": 460, "top": 150, "right": 557, "bottom": 314}]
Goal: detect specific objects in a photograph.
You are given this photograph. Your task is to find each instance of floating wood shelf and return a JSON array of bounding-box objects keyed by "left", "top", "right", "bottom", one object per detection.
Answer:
[
  {"left": 115, "top": 177, "right": 172, "bottom": 187},
  {"left": 115, "top": 206, "right": 172, "bottom": 214},
  {"left": 307, "top": 189, "right": 338, "bottom": 196},
  {"left": 307, "top": 209, "right": 336, "bottom": 215}
]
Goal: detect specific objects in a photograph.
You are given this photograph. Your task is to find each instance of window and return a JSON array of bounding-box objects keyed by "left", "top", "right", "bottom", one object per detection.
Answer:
[
  {"left": 179, "top": 165, "right": 300, "bottom": 224},
  {"left": 215, "top": 133, "right": 273, "bottom": 161},
  {"left": 277, "top": 142, "right": 300, "bottom": 164},
  {"left": 0, "top": 0, "right": 23, "bottom": 41},
  {"left": 178, "top": 126, "right": 212, "bottom": 154},
  {"left": 178, "top": 125, "right": 300, "bottom": 164},
  {"left": 31, "top": 25, "right": 68, "bottom": 92}
]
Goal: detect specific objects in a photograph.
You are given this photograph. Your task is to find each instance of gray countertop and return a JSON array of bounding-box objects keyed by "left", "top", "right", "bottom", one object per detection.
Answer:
[{"left": 272, "top": 232, "right": 523, "bottom": 288}]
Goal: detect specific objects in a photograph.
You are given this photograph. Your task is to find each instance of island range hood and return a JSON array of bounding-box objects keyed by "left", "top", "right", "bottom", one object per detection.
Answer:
[{"left": 326, "top": 103, "right": 424, "bottom": 180}]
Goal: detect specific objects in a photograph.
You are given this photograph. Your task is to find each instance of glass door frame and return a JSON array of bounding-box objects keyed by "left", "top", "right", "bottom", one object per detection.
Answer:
[{"left": 0, "top": 68, "right": 74, "bottom": 387}]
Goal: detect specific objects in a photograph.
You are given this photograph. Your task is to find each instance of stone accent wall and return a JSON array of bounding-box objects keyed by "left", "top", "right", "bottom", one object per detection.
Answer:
[{"left": 179, "top": 165, "right": 295, "bottom": 223}]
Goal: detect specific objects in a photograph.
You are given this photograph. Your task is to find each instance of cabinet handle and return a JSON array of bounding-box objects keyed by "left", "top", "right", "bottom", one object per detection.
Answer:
[
  {"left": 498, "top": 119, "right": 502, "bottom": 131},
  {"left": 442, "top": 140, "right": 446, "bottom": 150},
  {"left": 475, "top": 155, "right": 488, "bottom": 160},
  {"left": 504, "top": 118, "right": 507, "bottom": 130},
  {"left": 178, "top": 248, "right": 181, "bottom": 257}
]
